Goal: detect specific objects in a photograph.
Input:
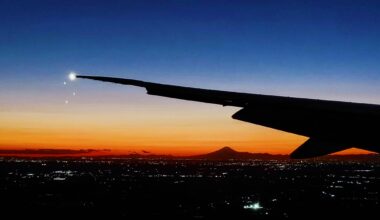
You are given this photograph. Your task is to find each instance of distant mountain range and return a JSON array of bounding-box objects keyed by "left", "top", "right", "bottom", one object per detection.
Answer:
[
  {"left": 98, "top": 146, "right": 380, "bottom": 161},
  {"left": 1, "top": 146, "right": 379, "bottom": 160},
  {"left": 134, "top": 147, "right": 380, "bottom": 161},
  {"left": 90, "top": 147, "right": 288, "bottom": 160},
  {"left": 188, "top": 146, "right": 288, "bottom": 160}
]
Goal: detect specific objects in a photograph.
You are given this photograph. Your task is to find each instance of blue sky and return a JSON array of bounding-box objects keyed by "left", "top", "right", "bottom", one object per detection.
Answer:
[{"left": 1, "top": 0, "right": 380, "bottom": 103}]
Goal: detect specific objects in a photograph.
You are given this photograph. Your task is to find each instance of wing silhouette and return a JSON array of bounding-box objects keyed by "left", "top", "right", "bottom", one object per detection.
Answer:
[{"left": 77, "top": 75, "right": 380, "bottom": 158}]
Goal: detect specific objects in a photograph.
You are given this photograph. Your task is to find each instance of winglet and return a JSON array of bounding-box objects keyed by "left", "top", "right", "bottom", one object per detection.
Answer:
[{"left": 290, "top": 138, "right": 351, "bottom": 159}]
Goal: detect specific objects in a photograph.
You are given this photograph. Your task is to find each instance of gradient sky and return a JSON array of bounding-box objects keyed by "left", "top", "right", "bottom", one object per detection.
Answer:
[{"left": 1, "top": 0, "right": 380, "bottom": 155}]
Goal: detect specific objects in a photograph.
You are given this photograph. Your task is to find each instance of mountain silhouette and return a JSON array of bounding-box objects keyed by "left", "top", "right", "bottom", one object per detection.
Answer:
[{"left": 189, "top": 146, "right": 285, "bottom": 160}]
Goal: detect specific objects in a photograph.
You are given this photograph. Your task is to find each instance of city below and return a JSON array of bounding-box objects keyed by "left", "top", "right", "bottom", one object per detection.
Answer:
[{"left": 0, "top": 147, "right": 379, "bottom": 218}]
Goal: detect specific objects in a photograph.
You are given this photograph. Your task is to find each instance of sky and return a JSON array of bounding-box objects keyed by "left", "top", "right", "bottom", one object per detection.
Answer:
[{"left": 1, "top": 0, "right": 380, "bottom": 155}]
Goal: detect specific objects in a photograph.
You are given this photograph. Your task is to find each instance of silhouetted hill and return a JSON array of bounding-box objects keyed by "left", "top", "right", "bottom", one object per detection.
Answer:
[{"left": 188, "top": 146, "right": 287, "bottom": 160}]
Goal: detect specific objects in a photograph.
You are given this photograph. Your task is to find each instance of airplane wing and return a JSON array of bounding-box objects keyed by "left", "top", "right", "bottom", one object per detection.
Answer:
[
  {"left": 290, "top": 138, "right": 353, "bottom": 159},
  {"left": 76, "top": 75, "right": 380, "bottom": 158},
  {"left": 76, "top": 75, "right": 271, "bottom": 107}
]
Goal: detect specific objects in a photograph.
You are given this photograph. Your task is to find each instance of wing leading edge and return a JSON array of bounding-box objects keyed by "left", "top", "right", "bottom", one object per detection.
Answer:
[{"left": 76, "top": 75, "right": 380, "bottom": 158}]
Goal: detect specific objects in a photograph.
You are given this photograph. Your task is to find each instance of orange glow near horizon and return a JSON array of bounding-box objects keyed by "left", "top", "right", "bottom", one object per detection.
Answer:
[{"left": 0, "top": 100, "right": 373, "bottom": 156}]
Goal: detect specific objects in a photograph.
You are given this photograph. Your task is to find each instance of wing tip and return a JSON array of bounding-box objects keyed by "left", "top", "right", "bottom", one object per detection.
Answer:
[{"left": 75, "top": 75, "right": 147, "bottom": 87}]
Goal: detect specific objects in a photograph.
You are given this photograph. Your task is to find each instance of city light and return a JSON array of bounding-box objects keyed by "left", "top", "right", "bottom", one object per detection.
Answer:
[{"left": 244, "top": 202, "right": 263, "bottom": 210}]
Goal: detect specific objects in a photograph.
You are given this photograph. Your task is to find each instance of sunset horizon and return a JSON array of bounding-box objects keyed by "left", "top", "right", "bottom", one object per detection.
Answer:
[
  {"left": 0, "top": 144, "right": 373, "bottom": 157},
  {"left": 1, "top": 1, "right": 379, "bottom": 218}
]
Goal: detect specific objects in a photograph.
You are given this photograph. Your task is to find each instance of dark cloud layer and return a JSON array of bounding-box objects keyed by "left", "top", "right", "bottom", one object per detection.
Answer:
[{"left": 0, "top": 149, "right": 111, "bottom": 155}]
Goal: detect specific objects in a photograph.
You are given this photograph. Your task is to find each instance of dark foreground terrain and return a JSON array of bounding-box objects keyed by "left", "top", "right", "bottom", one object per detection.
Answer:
[{"left": 0, "top": 157, "right": 379, "bottom": 219}]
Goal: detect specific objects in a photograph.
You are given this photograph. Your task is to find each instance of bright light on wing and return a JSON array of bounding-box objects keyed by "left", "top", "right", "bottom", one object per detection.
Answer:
[{"left": 68, "top": 72, "right": 77, "bottom": 81}]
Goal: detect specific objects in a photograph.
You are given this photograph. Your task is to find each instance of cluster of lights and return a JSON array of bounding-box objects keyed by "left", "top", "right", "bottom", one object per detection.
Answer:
[{"left": 243, "top": 202, "right": 263, "bottom": 210}]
